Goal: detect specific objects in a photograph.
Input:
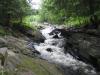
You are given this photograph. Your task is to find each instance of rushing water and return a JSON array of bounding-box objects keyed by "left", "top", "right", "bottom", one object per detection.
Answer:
[{"left": 33, "top": 26, "right": 98, "bottom": 75}]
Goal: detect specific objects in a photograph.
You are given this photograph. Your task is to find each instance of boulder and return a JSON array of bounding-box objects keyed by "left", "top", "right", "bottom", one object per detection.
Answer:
[
  {"left": 0, "top": 36, "right": 63, "bottom": 75},
  {"left": 46, "top": 48, "right": 53, "bottom": 52},
  {"left": 0, "top": 47, "right": 8, "bottom": 67},
  {"left": 33, "top": 30, "right": 45, "bottom": 43},
  {"left": 49, "top": 28, "right": 68, "bottom": 36},
  {"left": 0, "top": 37, "right": 7, "bottom": 47},
  {"left": 65, "top": 32, "right": 100, "bottom": 71},
  {"left": 0, "top": 47, "right": 20, "bottom": 71}
]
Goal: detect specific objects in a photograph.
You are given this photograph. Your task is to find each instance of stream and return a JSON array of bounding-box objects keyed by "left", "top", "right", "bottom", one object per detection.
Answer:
[{"left": 32, "top": 26, "right": 98, "bottom": 75}]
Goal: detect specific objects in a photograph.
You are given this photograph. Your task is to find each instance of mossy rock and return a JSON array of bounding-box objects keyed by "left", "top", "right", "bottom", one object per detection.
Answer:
[{"left": 16, "top": 55, "right": 63, "bottom": 75}]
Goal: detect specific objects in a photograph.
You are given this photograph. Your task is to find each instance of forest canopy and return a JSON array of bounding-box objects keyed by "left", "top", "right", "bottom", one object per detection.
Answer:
[
  {"left": 40, "top": 0, "right": 100, "bottom": 25},
  {"left": 0, "top": 0, "right": 33, "bottom": 26},
  {"left": 0, "top": 0, "right": 100, "bottom": 28}
]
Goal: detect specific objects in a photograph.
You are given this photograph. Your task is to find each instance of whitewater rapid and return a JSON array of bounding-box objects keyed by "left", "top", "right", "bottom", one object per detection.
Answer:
[{"left": 33, "top": 26, "right": 97, "bottom": 75}]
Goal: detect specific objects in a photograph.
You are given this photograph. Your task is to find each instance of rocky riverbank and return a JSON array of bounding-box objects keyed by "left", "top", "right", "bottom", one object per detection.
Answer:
[
  {"left": 48, "top": 26, "right": 100, "bottom": 73},
  {"left": 0, "top": 26, "right": 64, "bottom": 75},
  {"left": 0, "top": 24, "right": 100, "bottom": 75}
]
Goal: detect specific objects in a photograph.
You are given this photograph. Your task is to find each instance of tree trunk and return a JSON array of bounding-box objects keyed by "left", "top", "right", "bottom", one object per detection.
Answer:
[
  {"left": 88, "top": 0, "right": 95, "bottom": 15},
  {"left": 5, "top": 14, "right": 11, "bottom": 27}
]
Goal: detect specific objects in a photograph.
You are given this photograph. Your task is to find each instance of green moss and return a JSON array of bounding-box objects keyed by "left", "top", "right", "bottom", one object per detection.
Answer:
[
  {"left": 0, "top": 29, "right": 6, "bottom": 35},
  {"left": 0, "top": 70, "right": 17, "bottom": 75},
  {"left": 17, "top": 55, "right": 63, "bottom": 75},
  {"left": 17, "top": 56, "right": 50, "bottom": 75},
  {"left": 0, "top": 26, "right": 11, "bottom": 36}
]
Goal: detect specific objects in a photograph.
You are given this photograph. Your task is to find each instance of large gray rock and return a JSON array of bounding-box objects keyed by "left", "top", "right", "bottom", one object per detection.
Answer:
[
  {"left": 64, "top": 29, "right": 100, "bottom": 71},
  {"left": 0, "top": 47, "right": 20, "bottom": 71},
  {"left": 33, "top": 30, "right": 45, "bottom": 43},
  {"left": 0, "top": 47, "right": 8, "bottom": 68},
  {"left": 0, "top": 37, "right": 7, "bottom": 47},
  {"left": 0, "top": 35, "right": 64, "bottom": 75}
]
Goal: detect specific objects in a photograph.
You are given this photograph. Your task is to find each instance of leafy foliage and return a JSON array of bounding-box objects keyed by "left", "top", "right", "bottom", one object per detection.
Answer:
[
  {"left": 40, "top": 0, "right": 100, "bottom": 25},
  {"left": 0, "top": 0, "right": 31, "bottom": 25}
]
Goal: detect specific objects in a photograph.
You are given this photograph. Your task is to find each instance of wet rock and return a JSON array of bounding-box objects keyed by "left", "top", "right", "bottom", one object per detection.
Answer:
[
  {"left": 64, "top": 32, "right": 100, "bottom": 72},
  {"left": 53, "top": 34, "right": 59, "bottom": 38},
  {"left": 46, "top": 48, "right": 53, "bottom": 52},
  {"left": 33, "top": 30, "right": 45, "bottom": 43},
  {"left": 32, "top": 50, "right": 41, "bottom": 55},
  {"left": 26, "top": 29, "right": 35, "bottom": 37},
  {"left": 89, "top": 55, "right": 100, "bottom": 71},
  {"left": 49, "top": 28, "right": 70, "bottom": 38}
]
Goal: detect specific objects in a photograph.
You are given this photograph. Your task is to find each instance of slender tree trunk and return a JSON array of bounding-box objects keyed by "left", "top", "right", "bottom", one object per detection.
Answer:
[
  {"left": 5, "top": 14, "right": 11, "bottom": 26},
  {"left": 88, "top": 0, "right": 95, "bottom": 15}
]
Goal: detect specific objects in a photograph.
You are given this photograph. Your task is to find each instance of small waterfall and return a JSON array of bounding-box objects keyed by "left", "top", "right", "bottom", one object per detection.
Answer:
[{"left": 33, "top": 26, "right": 97, "bottom": 75}]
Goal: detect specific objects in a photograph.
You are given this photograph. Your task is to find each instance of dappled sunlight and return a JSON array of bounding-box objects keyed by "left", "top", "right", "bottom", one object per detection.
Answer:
[{"left": 27, "top": 0, "right": 42, "bottom": 9}]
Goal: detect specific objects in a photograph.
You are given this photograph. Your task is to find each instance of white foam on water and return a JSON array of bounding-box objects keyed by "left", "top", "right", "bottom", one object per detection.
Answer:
[
  {"left": 44, "top": 38, "right": 66, "bottom": 47},
  {"left": 41, "top": 26, "right": 55, "bottom": 39},
  {"left": 34, "top": 27, "right": 97, "bottom": 75},
  {"left": 34, "top": 44, "right": 86, "bottom": 67}
]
